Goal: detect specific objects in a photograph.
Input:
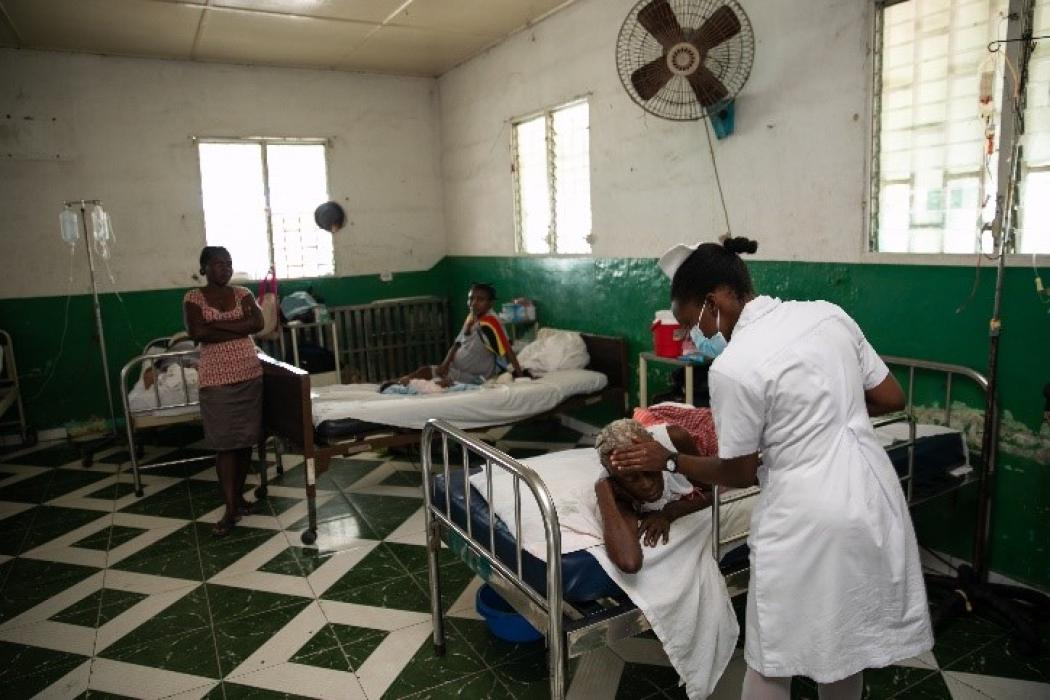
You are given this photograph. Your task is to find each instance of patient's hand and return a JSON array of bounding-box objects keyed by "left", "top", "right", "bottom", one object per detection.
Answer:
[{"left": 638, "top": 512, "right": 671, "bottom": 547}]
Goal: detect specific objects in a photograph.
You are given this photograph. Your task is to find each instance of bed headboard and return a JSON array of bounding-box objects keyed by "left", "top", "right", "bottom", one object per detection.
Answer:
[
  {"left": 260, "top": 354, "right": 314, "bottom": 452},
  {"left": 580, "top": 332, "right": 629, "bottom": 391}
]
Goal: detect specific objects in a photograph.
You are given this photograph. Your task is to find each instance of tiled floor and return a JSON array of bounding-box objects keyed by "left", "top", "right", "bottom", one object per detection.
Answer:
[{"left": 0, "top": 420, "right": 1048, "bottom": 699}]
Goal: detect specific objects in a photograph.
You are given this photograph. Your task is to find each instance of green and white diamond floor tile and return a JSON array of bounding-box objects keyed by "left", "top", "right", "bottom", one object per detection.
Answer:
[{"left": 1, "top": 434, "right": 1048, "bottom": 699}]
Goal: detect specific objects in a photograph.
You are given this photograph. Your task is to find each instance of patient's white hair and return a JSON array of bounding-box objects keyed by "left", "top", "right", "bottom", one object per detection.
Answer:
[{"left": 594, "top": 419, "right": 650, "bottom": 469}]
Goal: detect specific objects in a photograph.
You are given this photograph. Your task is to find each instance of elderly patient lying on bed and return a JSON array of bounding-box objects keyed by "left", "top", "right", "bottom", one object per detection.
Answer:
[{"left": 593, "top": 419, "right": 712, "bottom": 573}]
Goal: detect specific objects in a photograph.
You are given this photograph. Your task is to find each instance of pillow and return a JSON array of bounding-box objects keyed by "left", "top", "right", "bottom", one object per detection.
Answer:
[{"left": 517, "top": 329, "right": 590, "bottom": 375}]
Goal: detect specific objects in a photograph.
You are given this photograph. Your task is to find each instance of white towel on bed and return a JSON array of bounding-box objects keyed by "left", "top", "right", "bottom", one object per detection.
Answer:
[{"left": 471, "top": 447, "right": 748, "bottom": 699}]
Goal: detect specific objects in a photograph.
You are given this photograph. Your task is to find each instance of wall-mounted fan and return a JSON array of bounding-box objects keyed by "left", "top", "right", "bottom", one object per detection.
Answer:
[{"left": 616, "top": 0, "right": 755, "bottom": 122}]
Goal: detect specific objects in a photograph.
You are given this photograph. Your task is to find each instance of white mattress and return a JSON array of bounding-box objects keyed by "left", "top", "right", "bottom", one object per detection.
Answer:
[{"left": 310, "top": 369, "right": 608, "bottom": 430}]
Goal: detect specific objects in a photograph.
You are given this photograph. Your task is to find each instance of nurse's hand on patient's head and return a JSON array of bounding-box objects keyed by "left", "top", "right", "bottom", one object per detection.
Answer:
[{"left": 609, "top": 438, "right": 672, "bottom": 475}]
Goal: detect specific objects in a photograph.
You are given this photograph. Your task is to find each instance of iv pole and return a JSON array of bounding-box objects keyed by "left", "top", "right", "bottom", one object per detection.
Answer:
[
  {"left": 65, "top": 199, "right": 118, "bottom": 440},
  {"left": 924, "top": 0, "right": 1050, "bottom": 658}
]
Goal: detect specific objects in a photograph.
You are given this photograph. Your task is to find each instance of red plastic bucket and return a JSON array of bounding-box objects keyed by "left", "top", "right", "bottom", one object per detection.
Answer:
[{"left": 651, "top": 321, "right": 683, "bottom": 358}]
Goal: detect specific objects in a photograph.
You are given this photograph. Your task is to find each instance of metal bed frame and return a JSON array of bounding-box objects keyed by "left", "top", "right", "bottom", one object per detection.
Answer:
[
  {"left": 261, "top": 331, "right": 630, "bottom": 545},
  {"left": 120, "top": 338, "right": 282, "bottom": 498},
  {"left": 0, "top": 329, "right": 33, "bottom": 447},
  {"left": 421, "top": 355, "right": 991, "bottom": 699}
]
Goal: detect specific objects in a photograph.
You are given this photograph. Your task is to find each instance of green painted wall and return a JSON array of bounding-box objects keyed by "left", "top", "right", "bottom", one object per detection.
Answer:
[{"left": 1, "top": 254, "right": 1047, "bottom": 587}]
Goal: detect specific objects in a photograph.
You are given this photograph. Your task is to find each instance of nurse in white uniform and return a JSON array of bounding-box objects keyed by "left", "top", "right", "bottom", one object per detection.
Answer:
[{"left": 611, "top": 237, "right": 933, "bottom": 700}]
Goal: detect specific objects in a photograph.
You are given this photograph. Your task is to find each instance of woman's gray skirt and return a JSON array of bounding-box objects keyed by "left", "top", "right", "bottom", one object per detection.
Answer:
[{"left": 199, "top": 377, "right": 263, "bottom": 451}]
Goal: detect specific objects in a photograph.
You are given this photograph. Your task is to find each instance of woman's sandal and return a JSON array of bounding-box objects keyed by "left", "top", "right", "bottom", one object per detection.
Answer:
[{"left": 213, "top": 517, "right": 237, "bottom": 538}]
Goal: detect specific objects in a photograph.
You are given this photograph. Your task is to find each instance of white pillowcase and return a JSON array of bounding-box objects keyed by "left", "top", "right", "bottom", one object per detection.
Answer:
[{"left": 517, "top": 329, "right": 590, "bottom": 375}]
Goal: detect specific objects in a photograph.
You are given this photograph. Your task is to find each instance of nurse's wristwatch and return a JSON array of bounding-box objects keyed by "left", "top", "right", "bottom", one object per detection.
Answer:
[{"left": 665, "top": 450, "right": 679, "bottom": 473}]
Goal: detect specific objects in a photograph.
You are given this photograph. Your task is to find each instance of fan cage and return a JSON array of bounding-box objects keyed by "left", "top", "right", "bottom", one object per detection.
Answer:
[{"left": 616, "top": 0, "right": 755, "bottom": 122}]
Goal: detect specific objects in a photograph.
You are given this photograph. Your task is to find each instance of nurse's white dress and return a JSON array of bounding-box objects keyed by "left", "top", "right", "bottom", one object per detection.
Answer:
[{"left": 709, "top": 296, "right": 932, "bottom": 683}]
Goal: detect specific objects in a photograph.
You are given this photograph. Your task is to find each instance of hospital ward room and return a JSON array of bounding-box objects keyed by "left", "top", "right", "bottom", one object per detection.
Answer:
[{"left": 3, "top": 1, "right": 1050, "bottom": 699}]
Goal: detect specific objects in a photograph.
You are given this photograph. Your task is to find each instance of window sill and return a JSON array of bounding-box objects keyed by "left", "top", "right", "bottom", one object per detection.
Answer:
[{"left": 860, "top": 251, "right": 1050, "bottom": 268}]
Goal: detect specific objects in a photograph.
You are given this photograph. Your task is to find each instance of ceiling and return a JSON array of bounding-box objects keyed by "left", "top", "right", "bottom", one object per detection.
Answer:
[{"left": 0, "top": 0, "right": 577, "bottom": 77}]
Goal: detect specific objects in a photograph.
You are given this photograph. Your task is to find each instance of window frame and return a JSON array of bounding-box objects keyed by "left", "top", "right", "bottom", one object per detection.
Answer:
[
  {"left": 194, "top": 136, "right": 335, "bottom": 280},
  {"left": 866, "top": 0, "right": 1050, "bottom": 262},
  {"left": 511, "top": 97, "right": 593, "bottom": 257}
]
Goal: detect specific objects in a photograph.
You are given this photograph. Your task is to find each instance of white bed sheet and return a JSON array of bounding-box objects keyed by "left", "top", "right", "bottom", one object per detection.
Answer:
[
  {"left": 310, "top": 369, "right": 608, "bottom": 430},
  {"left": 126, "top": 367, "right": 200, "bottom": 419}
]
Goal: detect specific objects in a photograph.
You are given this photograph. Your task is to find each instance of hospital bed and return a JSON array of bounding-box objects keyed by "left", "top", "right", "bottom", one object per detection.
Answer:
[
  {"left": 120, "top": 338, "right": 283, "bottom": 497},
  {"left": 421, "top": 355, "right": 990, "bottom": 699},
  {"left": 261, "top": 332, "right": 630, "bottom": 545}
]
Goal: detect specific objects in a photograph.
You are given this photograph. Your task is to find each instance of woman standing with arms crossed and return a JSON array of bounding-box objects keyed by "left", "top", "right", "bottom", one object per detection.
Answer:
[
  {"left": 184, "top": 246, "right": 265, "bottom": 537},
  {"left": 611, "top": 237, "right": 932, "bottom": 699}
]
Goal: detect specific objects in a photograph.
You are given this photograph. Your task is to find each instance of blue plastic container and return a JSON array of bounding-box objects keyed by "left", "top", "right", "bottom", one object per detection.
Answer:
[{"left": 475, "top": 584, "right": 543, "bottom": 643}]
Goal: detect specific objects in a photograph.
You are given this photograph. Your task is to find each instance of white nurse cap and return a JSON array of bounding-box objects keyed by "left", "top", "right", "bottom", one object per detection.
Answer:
[{"left": 657, "top": 242, "right": 701, "bottom": 279}]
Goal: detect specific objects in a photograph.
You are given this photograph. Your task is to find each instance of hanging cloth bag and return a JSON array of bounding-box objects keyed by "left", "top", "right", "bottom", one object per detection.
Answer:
[{"left": 255, "top": 269, "right": 281, "bottom": 340}]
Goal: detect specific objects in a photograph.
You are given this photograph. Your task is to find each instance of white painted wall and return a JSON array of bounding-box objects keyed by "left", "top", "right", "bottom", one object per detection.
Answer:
[
  {"left": 438, "top": 0, "right": 874, "bottom": 263},
  {"left": 0, "top": 49, "right": 446, "bottom": 299}
]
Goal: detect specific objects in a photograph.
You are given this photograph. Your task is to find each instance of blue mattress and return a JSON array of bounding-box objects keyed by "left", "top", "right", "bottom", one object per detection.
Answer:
[
  {"left": 432, "top": 471, "right": 749, "bottom": 603},
  {"left": 884, "top": 430, "right": 969, "bottom": 500}
]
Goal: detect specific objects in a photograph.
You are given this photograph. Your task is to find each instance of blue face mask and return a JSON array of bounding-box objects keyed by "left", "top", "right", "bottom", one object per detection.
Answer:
[{"left": 689, "top": 304, "right": 728, "bottom": 360}]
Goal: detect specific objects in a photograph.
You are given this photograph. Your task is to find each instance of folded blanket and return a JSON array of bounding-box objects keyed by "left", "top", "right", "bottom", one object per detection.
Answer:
[
  {"left": 472, "top": 446, "right": 751, "bottom": 699},
  {"left": 381, "top": 379, "right": 480, "bottom": 396}
]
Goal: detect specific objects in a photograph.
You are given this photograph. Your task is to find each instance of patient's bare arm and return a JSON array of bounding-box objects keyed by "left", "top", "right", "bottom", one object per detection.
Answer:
[
  {"left": 638, "top": 493, "right": 711, "bottom": 547},
  {"left": 595, "top": 479, "right": 643, "bottom": 573}
]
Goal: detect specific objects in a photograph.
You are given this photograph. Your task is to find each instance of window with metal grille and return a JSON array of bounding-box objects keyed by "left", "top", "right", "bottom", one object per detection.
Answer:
[
  {"left": 197, "top": 140, "right": 335, "bottom": 279},
  {"left": 512, "top": 100, "right": 593, "bottom": 255},
  {"left": 871, "top": 0, "right": 1050, "bottom": 255}
]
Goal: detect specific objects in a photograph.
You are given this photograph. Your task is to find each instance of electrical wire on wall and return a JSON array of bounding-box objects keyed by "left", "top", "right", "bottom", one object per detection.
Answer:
[{"left": 703, "top": 118, "right": 733, "bottom": 238}]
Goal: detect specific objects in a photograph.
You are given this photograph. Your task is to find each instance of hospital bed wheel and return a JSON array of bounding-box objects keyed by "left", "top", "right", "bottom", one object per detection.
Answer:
[
  {"left": 254, "top": 485, "right": 268, "bottom": 500},
  {"left": 134, "top": 444, "right": 145, "bottom": 459},
  {"left": 23, "top": 429, "right": 37, "bottom": 448},
  {"left": 276, "top": 465, "right": 284, "bottom": 475},
  {"left": 134, "top": 488, "right": 144, "bottom": 497},
  {"left": 301, "top": 529, "right": 317, "bottom": 545},
  {"left": 81, "top": 454, "right": 93, "bottom": 469}
]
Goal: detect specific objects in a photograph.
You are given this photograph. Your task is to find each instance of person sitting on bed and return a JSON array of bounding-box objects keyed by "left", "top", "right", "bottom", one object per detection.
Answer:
[
  {"left": 594, "top": 419, "right": 712, "bottom": 573},
  {"left": 387, "top": 283, "right": 528, "bottom": 389}
]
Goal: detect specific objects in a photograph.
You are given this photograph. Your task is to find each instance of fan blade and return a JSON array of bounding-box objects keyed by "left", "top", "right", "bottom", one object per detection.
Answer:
[
  {"left": 637, "top": 0, "right": 685, "bottom": 50},
  {"left": 632, "top": 56, "right": 675, "bottom": 100},
  {"left": 687, "top": 65, "right": 729, "bottom": 107},
  {"left": 691, "top": 5, "right": 741, "bottom": 53}
]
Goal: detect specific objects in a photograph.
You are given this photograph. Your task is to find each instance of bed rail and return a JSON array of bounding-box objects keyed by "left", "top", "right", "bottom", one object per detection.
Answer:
[
  {"left": 330, "top": 296, "right": 449, "bottom": 383},
  {"left": 120, "top": 348, "right": 202, "bottom": 495},
  {"left": 881, "top": 355, "right": 994, "bottom": 574},
  {"left": 422, "top": 418, "right": 567, "bottom": 698}
]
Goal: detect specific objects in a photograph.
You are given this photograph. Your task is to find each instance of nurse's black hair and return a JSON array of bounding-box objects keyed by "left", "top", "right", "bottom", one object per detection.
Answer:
[
  {"left": 670, "top": 237, "right": 758, "bottom": 302},
  {"left": 470, "top": 282, "right": 496, "bottom": 301},
  {"left": 199, "top": 246, "right": 230, "bottom": 275},
  {"left": 314, "top": 201, "right": 346, "bottom": 231}
]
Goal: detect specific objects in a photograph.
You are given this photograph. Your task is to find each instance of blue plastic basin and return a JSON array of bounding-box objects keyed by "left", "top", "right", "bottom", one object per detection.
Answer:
[{"left": 475, "top": 584, "right": 543, "bottom": 643}]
